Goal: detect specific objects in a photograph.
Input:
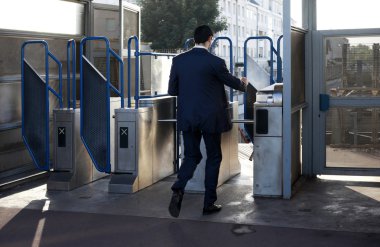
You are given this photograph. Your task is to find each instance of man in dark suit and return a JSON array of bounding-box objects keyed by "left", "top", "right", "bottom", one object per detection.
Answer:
[{"left": 168, "top": 25, "right": 248, "bottom": 217}]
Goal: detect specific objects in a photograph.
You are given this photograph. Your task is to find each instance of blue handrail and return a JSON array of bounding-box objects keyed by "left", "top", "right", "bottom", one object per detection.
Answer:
[
  {"left": 243, "top": 36, "right": 275, "bottom": 85},
  {"left": 184, "top": 38, "right": 194, "bottom": 50},
  {"left": 276, "top": 35, "right": 283, "bottom": 83},
  {"left": 67, "top": 39, "right": 76, "bottom": 109},
  {"left": 127, "top": 35, "right": 139, "bottom": 108},
  {"left": 79, "top": 36, "right": 124, "bottom": 173},
  {"left": 210, "top": 36, "right": 234, "bottom": 101},
  {"left": 21, "top": 40, "right": 63, "bottom": 171},
  {"left": 127, "top": 36, "right": 175, "bottom": 109}
]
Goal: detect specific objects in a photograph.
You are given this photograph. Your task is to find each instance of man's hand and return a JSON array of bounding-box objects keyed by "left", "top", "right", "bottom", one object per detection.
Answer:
[{"left": 240, "top": 77, "right": 249, "bottom": 87}]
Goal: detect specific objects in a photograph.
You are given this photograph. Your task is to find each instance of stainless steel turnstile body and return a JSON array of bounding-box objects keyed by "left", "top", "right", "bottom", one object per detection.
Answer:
[
  {"left": 253, "top": 83, "right": 283, "bottom": 197},
  {"left": 185, "top": 101, "right": 240, "bottom": 192},
  {"left": 48, "top": 108, "right": 106, "bottom": 191},
  {"left": 109, "top": 96, "right": 176, "bottom": 193}
]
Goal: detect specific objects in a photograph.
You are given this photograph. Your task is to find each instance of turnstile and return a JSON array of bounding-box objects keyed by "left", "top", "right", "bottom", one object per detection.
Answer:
[
  {"left": 109, "top": 96, "right": 176, "bottom": 193},
  {"left": 21, "top": 39, "right": 108, "bottom": 190},
  {"left": 47, "top": 40, "right": 108, "bottom": 190},
  {"left": 253, "top": 83, "right": 283, "bottom": 197},
  {"left": 48, "top": 108, "right": 106, "bottom": 190}
]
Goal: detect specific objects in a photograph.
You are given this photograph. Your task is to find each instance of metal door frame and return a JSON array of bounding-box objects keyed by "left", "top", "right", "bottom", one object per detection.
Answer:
[{"left": 312, "top": 28, "right": 380, "bottom": 176}]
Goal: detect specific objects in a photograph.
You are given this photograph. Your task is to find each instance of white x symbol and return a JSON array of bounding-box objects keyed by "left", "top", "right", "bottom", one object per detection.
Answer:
[
  {"left": 59, "top": 128, "right": 65, "bottom": 135},
  {"left": 121, "top": 128, "right": 128, "bottom": 136}
]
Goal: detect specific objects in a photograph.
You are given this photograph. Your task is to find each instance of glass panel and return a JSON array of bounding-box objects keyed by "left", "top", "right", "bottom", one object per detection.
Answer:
[
  {"left": 0, "top": 0, "right": 84, "bottom": 35},
  {"left": 325, "top": 36, "right": 380, "bottom": 97},
  {"left": 123, "top": 8, "right": 139, "bottom": 49},
  {"left": 317, "top": 0, "right": 380, "bottom": 30},
  {"left": 94, "top": 8, "right": 120, "bottom": 52},
  {"left": 326, "top": 107, "right": 380, "bottom": 168},
  {"left": 291, "top": 0, "right": 303, "bottom": 29}
]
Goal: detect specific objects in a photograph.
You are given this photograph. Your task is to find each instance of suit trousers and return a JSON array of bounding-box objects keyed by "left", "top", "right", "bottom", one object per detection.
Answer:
[{"left": 171, "top": 130, "right": 222, "bottom": 207}]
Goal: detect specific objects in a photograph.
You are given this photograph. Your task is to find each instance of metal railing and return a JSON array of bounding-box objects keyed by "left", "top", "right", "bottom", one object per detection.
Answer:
[
  {"left": 21, "top": 40, "right": 63, "bottom": 171},
  {"left": 184, "top": 38, "right": 194, "bottom": 50},
  {"left": 211, "top": 36, "right": 234, "bottom": 102},
  {"left": 276, "top": 35, "right": 283, "bottom": 83},
  {"left": 127, "top": 36, "right": 176, "bottom": 109},
  {"left": 243, "top": 36, "right": 275, "bottom": 85},
  {"left": 79, "top": 36, "right": 124, "bottom": 173},
  {"left": 67, "top": 39, "right": 76, "bottom": 109}
]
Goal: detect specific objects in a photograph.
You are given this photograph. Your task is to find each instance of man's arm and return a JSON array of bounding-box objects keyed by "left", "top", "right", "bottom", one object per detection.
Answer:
[
  {"left": 168, "top": 60, "right": 178, "bottom": 96},
  {"left": 214, "top": 59, "right": 247, "bottom": 92}
]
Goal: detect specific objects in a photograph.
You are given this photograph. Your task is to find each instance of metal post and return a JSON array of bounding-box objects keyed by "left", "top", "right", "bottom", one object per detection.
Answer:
[
  {"left": 282, "top": 0, "right": 292, "bottom": 199},
  {"left": 119, "top": 0, "right": 123, "bottom": 58},
  {"left": 342, "top": 44, "right": 349, "bottom": 88},
  {"left": 236, "top": 0, "right": 239, "bottom": 63},
  {"left": 373, "top": 43, "right": 379, "bottom": 89}
]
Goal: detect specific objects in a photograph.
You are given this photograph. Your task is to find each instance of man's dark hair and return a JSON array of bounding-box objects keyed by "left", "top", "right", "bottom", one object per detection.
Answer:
[{"left": 194, "top": 25, "right": 213, "bottom": 44}]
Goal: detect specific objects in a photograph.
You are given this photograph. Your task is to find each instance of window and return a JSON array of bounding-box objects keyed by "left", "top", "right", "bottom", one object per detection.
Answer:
[
  {"left": 317, "top": 0, "right": 380, "bottom": 30},
  {"left": 0, "top": 0, "right": 84, "bottom": 35}
]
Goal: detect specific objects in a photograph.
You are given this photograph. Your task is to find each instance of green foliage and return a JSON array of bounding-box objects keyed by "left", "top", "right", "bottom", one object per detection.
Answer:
[
  {"left": 139, "top": 0, "right": 227, "bottom": 49},
  {"left": 349, "top": 44, "right": 372, "bottom": 62}
]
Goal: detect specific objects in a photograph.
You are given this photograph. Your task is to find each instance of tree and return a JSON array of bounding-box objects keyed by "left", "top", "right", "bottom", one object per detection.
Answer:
[{"left": 140, "top": 0, "right": 227, "bottom": 50}]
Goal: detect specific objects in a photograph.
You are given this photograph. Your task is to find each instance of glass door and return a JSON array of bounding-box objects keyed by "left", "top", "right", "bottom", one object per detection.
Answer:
[{"left": 314, "top": 31, "right": 380, "bottom": 175}]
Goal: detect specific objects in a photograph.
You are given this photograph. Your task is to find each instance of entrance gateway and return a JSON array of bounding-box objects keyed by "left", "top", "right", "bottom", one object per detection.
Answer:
[{"left": 313, "top": 29, "right": 380, "bottom": 176}]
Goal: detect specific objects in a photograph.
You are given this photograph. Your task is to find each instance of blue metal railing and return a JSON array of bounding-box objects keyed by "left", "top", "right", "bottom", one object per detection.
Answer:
[
  {"left": 127, "top": 35, "right": 139, "bottom": 108},
  {"left": 67, "top": 39, "right": 76, "bottom": 109},
  {"left": 243, "top": 36, "right": 275, "bottom": 85},
  {"left": 276, "top": 35, "right": 283, "bottom": 83},
  {"left": 242, "top": 36, "right": 276, "bottom": 143},
  {"left": 210, "top": 36, "right": 234, "bottom": 101},
  {"left": 184, "top": 38, "right": 194, "bottom": 50},
  {"left": 127, "top": 36, "right": 176, "bottom": 109},
  {"left": 79, "top": 36, "right": 124, "bottom": 173},
  {"left": 21, "top": 40, "right": 63, "bottom": 171}
]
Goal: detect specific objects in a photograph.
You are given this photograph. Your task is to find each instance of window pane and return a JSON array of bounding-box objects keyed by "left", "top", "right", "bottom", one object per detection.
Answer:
[
  {"left": 317, "top": 0, "right": 380, "bottom": 30},
  {"left": 291, "top": 0, "right": 302, "bottom": 28},
  {"left": 326, "top": 107, "right": 380, "bottom": 168},
  {"left": 324, "top": 36, "right": 380, "bottom": 97},
  {"left": 0, "top": 0, "right": 84, "bottom": 35}
]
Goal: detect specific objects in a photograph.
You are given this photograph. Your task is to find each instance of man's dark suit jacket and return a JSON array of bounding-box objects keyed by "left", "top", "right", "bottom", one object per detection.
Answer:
[{"left": 168, "top": 48, "right": 246, "bottom": 134}]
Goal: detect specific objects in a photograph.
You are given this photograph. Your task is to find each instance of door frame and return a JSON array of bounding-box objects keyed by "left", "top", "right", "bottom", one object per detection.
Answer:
[{"left": 312, "top": 28, "right": 380, "bottom": 176}]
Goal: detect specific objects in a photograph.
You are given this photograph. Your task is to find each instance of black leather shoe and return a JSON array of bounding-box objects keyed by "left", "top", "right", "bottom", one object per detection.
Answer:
[
  {"left": 202, "top": 204, "right": 222, "bottom": 215},
  {"left": 168, "top": 190, "right": 183, "bottom": 218}
]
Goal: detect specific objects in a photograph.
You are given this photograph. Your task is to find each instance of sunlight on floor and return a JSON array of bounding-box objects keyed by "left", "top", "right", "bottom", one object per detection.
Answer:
[
  {"left": 345, "top": 186, "right": 380, "bottom": 203},
  {"left": 318, "top": 175, "right": 380, "bottom": 183},
  {"left": 32, "top": 218, "right": 46, "bottom": 247},
  {"left": 0, "top": 208, "right": 23, "bottom": 230}
]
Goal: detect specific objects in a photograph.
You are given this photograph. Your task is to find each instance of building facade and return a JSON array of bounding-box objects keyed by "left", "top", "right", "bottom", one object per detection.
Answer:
[{"left": 215, "top": 0, "right": 283, "bottom": 75}]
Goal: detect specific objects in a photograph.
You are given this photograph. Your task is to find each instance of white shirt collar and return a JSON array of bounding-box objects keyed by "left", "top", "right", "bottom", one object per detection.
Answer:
[{"left": 193, "top": 44, "right": 209, "bottom": 51}]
